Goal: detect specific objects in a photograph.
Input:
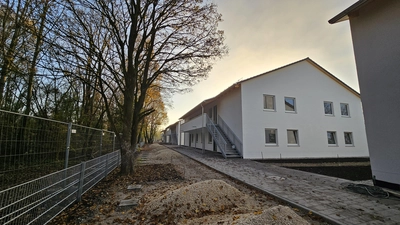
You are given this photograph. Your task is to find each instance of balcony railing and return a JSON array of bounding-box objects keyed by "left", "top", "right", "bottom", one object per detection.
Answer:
[{"left": 180, "top": 114, "right": 205, "bottom": 132}]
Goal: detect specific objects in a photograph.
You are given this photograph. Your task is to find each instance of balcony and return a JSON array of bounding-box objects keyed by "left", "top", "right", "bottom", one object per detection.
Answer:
[{"left": 180, "top": 114, "right": 206, "bottom": 132}]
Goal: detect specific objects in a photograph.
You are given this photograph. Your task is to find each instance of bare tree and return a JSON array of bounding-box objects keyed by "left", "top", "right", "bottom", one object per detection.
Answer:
[
  {"left": 61, "top": 0, "right": 227, "bottom": 174},
  {"left": 0, "top": 0, "right": 32, "bottom": 106}
]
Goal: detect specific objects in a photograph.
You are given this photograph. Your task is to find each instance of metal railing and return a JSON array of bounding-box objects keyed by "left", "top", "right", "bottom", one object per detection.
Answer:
[
  {"left": 170, "top": 132, "right": 178, "bottom": 145},
  {"left": 206, "top": 115, "right": 227, "bottom": 158},
  {"left": 0, "top": 150, "right": 120, "bottom": 225},
  {"left": 0, "top": 109, "right": 117, "bottom": 191},
  {"left": 217, "top": 115, "right": 243, "bottom": 157}
]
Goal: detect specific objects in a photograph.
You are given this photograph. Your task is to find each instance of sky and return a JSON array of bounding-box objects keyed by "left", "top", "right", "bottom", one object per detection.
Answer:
[{"left": 164, "top": 0, "right": 358, "bottom": 128}]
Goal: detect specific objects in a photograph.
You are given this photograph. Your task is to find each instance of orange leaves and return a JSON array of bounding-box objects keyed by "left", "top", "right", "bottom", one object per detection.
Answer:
[{"left": 253, "top": 210, "right": 262, "bottom": 215}]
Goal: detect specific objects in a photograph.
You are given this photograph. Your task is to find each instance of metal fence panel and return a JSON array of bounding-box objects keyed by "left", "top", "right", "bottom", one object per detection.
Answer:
[
  {"left": 0, "top": 150, "right": 120, "bottom": 225},
  {"left": 0, "top": 109, "right": 117, "bottom": 191}
]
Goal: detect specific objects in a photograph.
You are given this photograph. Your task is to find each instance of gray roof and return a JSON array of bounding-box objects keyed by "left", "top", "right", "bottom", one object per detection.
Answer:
[{"left": 329, "top": 0, "right": 373, "bottom": 24}]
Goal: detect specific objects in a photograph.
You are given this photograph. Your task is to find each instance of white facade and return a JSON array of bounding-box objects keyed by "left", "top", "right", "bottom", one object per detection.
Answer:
[
  {"left": 330, "top": 0, "right": 400, "bottom": 188},
  {"left": 241, "top": 60, "right": 368, "bottom": 159},
  {"left": 164, "top": 122, "right": 179, "bottom": 145},
  {"left": 174, "top": 58, "right": 369, "bottom": 160}
]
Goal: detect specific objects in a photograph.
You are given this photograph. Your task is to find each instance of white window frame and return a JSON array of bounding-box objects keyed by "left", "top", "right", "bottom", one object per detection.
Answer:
[
  {"left": 287, "top": 129, "right": 299, "bottom": 146},
  {"left": 265, "top": 128, "right": 278, "bottom": 146},
  {"left": 324, "top": 101, "right": 334, "bottom": 116},
  {"left": 340, "top": 103, "right": 350, "bottom": 117},
  {"left": 327, "top": 131, "right": 337, "bottom": 146},
  {"left": 263, "top": 94, "right": 276, "bottom": 111},
  {"left": 344, "top": 132, "right": 354, "bottom": 146},
  {"left": 284, "top": 97, "right": 296, "bottom": 113}
]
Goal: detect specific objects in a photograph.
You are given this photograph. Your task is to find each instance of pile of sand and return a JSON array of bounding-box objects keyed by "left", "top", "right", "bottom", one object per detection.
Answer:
[
  {"left": 140, "top": 179, "right": 255, "bottom": 224},
  {"left": 235, "top": 205, "right": 310, "bottom": 225}
]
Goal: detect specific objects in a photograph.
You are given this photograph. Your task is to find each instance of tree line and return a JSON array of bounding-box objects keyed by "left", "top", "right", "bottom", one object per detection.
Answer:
[{"left": 0, "top": 0, "right": 227, "bottom": 174}]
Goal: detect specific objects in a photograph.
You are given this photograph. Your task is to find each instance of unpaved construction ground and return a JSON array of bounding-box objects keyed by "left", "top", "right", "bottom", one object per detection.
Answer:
[{"left": 50, "top": 144, "right": 330, "bottom": 225}]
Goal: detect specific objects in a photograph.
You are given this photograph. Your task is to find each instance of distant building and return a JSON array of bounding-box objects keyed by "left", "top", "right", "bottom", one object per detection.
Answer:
[
  {"left": 167, "top": 58, "right": 369, "bottom": 160},
  {"left": 330, "top": 0, "right": 400, "bottom": 190},
  {"left": 163, "top": 121, "right": 179, "bottom": 145}
]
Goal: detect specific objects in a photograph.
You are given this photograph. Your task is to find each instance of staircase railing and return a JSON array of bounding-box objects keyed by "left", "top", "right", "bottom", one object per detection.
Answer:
[
  {"left": 206, "top": 115, "right": 227, "bottom": 158},
  {"left": 171, "top": 132, "right": 178, "bottom": 145},
  {"left": 218, "top": 115, "right": 243, "bottom": 157}
]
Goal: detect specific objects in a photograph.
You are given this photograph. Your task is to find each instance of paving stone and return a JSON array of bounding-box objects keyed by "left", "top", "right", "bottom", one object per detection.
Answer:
[
  {"left": 168, "top": 146, "right": 400, "bottom": 225},
  {"left": 118, "top": 199, "right": 138, "bottom": 207},
  {"left": 127, "top": 184, "right": 142, "bottom": 191}
]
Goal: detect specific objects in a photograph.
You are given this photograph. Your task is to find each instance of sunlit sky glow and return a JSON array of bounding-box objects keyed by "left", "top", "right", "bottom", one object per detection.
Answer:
[{"left": 164, "top": 0, "right": 357, "bottom": 128}]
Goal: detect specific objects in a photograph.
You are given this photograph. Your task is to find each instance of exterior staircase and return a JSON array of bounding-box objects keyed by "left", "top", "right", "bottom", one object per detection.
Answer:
[
  {"left": 206, "top": 115, "right": 241, "bottom": 158},
  {"left": 215, "top": 125, "right": 241, "bottom": 158}
]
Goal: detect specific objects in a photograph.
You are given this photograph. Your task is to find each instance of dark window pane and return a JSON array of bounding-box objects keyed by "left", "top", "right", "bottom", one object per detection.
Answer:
[
  {"left": 344, "top": 132, "right": 353, "bottom": 144},
  {"left": 265, "top": 129, "right": 277, "bottom": 144},
  {"left": 324, "top": 102, "right": 333, "bottom": 114},
  {"left": 285, "top": 97, "right": 295, "bottom": 111},
  {"left": 327, "top": 132, "right": 336, "bottom": 144},
  {"left": 341, "top": 103, "right": 349, "bottom": 116},
  {"left": 264, "top": 95, "right": 275, "bottom": 110}
]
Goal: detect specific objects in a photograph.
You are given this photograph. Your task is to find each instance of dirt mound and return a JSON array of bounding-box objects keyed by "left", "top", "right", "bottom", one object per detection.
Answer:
[
  {"left": 148, "top": 149, "right": 183, "bottom": 161},
  {"left": 139, "top": 179, "right": 255, "bottom": 224},
  {"left": 235, "top": 205, "right": 310, "bottom": 225},
  {"left": 133, "top": 163, "right": 184, "bottom": 182}
]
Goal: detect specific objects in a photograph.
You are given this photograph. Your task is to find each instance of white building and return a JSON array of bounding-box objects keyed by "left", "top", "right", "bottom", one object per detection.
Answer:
[
  {"left": 170, "top": 58, "right": 369, "bottom": 159},
  {"left": 163, "top": 121, "right": 179, "bottom": 145},
  {"left": 330, "top": 0, "right": 400, "bottom": 189}
]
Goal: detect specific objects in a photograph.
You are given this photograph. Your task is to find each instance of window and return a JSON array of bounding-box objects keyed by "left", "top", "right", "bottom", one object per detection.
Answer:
[
  {"left": 287, "top": 130, "right": 299, "bottom": 145},
  {"left": 327, "top": 131, "right": 337, "bottom": 146},
  {"left": 324, "top": 101, "right": 334, "bottom": 115},
  {"left": 208, "top": 132, "right": 212, "bottom": 143},
  {"left": 195, "top": 133, "right": 198, "bottom": 143},
  {"left": 340, "top": 103, "right": 350, "bottom": 117},
  {"left": 344, "top": 132, "right": 354, "bottom": 146},
  {"left": 263, "top": 95, "right": 275, "bottom": 110},
  {"left": 285, "top": 97, "right": 296, "bottom": 112},
  {"left": 265, "top": 129, "right": 277, "bottom": 145}
]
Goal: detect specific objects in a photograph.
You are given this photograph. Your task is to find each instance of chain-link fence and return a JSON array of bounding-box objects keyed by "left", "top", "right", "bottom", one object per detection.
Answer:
[{"left": 0, "top": 109, "right": 117, "bottom": 191}]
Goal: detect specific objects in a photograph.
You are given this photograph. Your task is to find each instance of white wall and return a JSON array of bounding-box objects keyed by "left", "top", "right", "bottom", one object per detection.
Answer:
[
  {"left": 349, "top": 0, "right": 400, "bottom": 185},
  {"left": 241, "top": 60, "right": 369, "bottom": 159},
  {"left": 180, "top": 114, "right": 204, "bottom": 132},
  {"left": 217, "top": 86, "right": 243, "bottom": 143}
]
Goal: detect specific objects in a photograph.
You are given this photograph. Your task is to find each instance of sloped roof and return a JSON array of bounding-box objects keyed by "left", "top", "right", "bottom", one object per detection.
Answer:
[
  {"left": 179, "top": 58, "right": 359, "bottom": 120},
  {"left": 179, "top": 96, "right": 217, "bottom": 119},
  {"left": 165, "top": 121, "right": 179, "bottom": 130},
  {"left": 237, "top": 58, "right": 359, "bottom": 97},
  {"left": 329, "top": 0, "right": 373, "bottom": 24}
]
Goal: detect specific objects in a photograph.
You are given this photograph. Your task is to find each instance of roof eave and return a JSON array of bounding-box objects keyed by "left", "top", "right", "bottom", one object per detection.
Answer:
[
  {"left": 329, "top": 0, "right": 373, "bottom": 24},
  {"left": 178, "top": 96, "right": 217, "bottom": 120}
]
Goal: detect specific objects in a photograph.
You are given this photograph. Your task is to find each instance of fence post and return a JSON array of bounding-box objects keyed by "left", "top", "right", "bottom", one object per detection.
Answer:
[
  {"left": 112, "top": 132, "right": 116, "bottom": 152},
  {"left": 77, "top": 162, "right": 86, "bottom": 201},
  {"left": 99, "top": 130, "right": 103, "bottom": 156},
  {"left": 104, "top": 154, "right": 109, "bottom": 178},
  {"left": 65, "top": 123, "right": 72, "bottom": 169},
  {"left": 118, "top": 150, "right": 121, "bottom": 165}
]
